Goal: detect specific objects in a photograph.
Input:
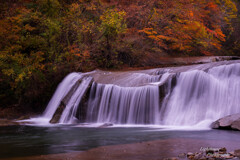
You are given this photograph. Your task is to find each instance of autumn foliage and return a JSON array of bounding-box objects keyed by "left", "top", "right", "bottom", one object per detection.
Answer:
[
  {"left": 139, "top": 0, "right": 237, "bottom": 56},
  {"left": 0, "top": 0, "right": 239, "bottom": 110}
]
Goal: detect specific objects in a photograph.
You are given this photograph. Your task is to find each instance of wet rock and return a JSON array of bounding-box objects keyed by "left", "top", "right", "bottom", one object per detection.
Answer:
[
  {"left": 220, "top": 153, "right": 234, "bottom": 159},
  {"left": 211, "top": 113, "right": 240, "bottom": 131},
  {"left": 219, "top": 147, "right": 227, "bottom": 154},
  {"left": 194, "top": 153, "right": 203, "bottom": 159},
  {"left": 235, "top": 149, "right": 240, "bottom": 157},
  {"left": 206, "top": 149, "right": 215, "bottom": 155},
  {"left": 62, "top": 79, "right": 83, "bottom": 106},
  {"left": 178, "top": 153, "right": 186, "bottom": 158},
  {"left": 76, "top": 77, "right": 93, "bottom": 122},
  {"left": 49, "top": 77, "right": 93, "bottom": 124},
  {"left": 49, "top": 79, "right": 83, "bottom": 124},
  {"left": 187, "top": 152, "right": 194, "bottom": 156},
  {"left": 187, "top": 152, "right": 195, "bottom": 159},
  {"left": 49, "top": 103, "right": 65, "bottom": 124},
  {"left": 229, "top": 151, "right": 235, "bottom": 156},
  {"left": 232, "top": 119, "right": 240, "bottom": 130},
  {"left": 166, "top": 147, "right": 240, "bottom": 160}
]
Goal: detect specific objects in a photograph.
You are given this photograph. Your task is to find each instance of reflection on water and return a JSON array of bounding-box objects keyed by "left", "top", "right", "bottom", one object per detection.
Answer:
[{"left": 0, "top": 125, "right": 240, "bottom": 158}]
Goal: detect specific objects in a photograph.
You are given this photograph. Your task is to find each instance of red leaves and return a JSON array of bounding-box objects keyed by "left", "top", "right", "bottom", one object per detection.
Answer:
[{"left": 138, "top": 0, "right": 230, "bottom": 55}]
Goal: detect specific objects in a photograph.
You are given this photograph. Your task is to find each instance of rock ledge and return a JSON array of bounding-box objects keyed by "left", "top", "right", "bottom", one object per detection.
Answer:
[{"left": 211, "top": 113, "right": 240, "bottom": 131}]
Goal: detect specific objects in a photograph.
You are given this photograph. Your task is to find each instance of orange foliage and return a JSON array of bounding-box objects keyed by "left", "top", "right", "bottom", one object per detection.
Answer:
[{"left": 138, "top": 0, "right": 232, "bottom": 55}]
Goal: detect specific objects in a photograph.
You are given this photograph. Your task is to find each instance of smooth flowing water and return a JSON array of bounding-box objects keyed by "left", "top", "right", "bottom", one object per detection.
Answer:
[
  {"left": 0, "top": 125, "right": 240, "bottom": 159},
  {"left": 27, "top": 60, "right": 240, "bottom": 128}
]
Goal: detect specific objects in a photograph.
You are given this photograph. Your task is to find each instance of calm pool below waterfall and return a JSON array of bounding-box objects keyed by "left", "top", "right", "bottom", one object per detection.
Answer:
[{"left": 0, "top": 125, "right": 240, "bottom": 159}]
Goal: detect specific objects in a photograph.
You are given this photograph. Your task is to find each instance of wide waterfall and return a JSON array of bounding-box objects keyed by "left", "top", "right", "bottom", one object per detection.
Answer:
[{"left": 39, "top": 60, "right": 240, "bottom": 127}]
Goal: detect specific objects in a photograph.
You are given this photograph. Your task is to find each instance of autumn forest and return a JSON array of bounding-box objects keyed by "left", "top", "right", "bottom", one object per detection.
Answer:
[{"left": 0, "top": 0, "right": 240, "bottom": 114}]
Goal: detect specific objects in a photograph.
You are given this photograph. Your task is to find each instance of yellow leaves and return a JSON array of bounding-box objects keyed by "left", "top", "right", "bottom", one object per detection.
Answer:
[
  {"left": 0, "top": 49, "right": 47, "bottom": 90},
  {"left": 99, "top": 9, "right": 127, "bottom": 35},
  {"left": 216, "top": 0, "right": 237, "bottom": 27},
  {"left": 16, "top": 72, "right": 25, "bottom": 83},
  {"left": 82, "top": 21, "right": 94, "bottom": 33},
  {"left": 2, "top": 69, "right": 15, "bottom": 77}
]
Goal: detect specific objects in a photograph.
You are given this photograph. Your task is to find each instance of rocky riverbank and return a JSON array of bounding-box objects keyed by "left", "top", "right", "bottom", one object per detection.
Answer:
[
  {"left": 0, "top": 118, "right": 32, "bottom": 127},
  {"left": 0, "top": 119, "right": 20, "bottom": 126},
  {"left": 1, "top": 138, "right": 240, "bottom": 160}
]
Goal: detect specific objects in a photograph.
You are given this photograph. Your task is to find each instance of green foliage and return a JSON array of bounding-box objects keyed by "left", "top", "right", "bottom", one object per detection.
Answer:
[
  {"left": 95, "top": 9, "right": 127, "bottom": 68},
  {"left": 37, "top": 0, "right": 61, "bottom": 17},
  {"left": 99, "top": 9, "right": 127, "bottom": 39}
]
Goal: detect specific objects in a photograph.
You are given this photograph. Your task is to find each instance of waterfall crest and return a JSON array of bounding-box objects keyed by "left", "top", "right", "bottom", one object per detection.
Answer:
[{"left": 41, "top": 61, "right": 240, "bottom": 127}]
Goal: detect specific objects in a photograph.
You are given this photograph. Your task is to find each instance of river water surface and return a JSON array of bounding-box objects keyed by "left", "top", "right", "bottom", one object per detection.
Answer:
[{"left": 0, "top": 125, "right": 240, "bottom": 159}]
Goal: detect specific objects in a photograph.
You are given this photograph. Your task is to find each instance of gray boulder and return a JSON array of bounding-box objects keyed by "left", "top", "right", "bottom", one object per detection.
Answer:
[
  {"left": 232, "top": 119, "right": 240, "bottom": 130},
  {"left": 211, "top": 113, "right": 240, "bottom": 131}
]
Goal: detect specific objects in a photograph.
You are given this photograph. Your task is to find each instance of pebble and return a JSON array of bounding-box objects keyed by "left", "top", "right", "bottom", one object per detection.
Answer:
[
  {"left": 219, "top": 147, "right": 227, "bottom": 154},
  {"left": 187, "top": 152, "right": 194, "bottom": 157},
  {"left": 235, "top": 149, "right": 240, "bottom": 157},
  {"left": 165, "top": 147, "right": 240, "bottom": 160},
  {"left": 178, "top": 153, "right": 186, "bottom": 158}
]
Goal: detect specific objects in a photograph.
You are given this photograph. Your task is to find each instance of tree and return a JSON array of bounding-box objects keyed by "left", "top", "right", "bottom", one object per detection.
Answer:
[
  {"left": 96, "top": 8, "right": 126, "bottom": 67},
  {"left": 139, "top": 0, "right": 237, "bottom": 56}
]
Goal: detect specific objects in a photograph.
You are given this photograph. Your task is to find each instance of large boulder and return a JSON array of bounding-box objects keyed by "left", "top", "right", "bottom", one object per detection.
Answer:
[
  {"left": 211, "top": 113, "right": 240, "bottom": 131},
  {"left": 232, "top": 119, "right": 240, "bottom": 130}
]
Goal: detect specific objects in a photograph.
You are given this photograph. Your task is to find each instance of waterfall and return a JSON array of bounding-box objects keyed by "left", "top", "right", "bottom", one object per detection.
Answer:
[
  {"left": 86, "top": 83, "right": 160, "bottom": 124},
  {"left": 59, "top": 77, "right": 93, "bottom": 124},
  {"left": 40, "top": 61, "right": 240, "bottom": 127},
  {"left": 43, "top": 72, "right": 84, "bottom": 119},
  {"left": 163, "top": 63, "right": 240, "bottom": 126}
]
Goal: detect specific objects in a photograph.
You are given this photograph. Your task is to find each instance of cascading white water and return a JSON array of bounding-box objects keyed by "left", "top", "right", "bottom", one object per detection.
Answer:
[
  {"left": 39, "top": 61, "right": 240, "bottom": 127},
  {"left": 163, "top": 63, "right": 240, "bottom": 126},
  {"left": 86, "top": 83, "right": 160, "bottom": 124},
  {"left": 43, "top": 72, "right": 83, "bottom": 119},
  {"left": 59, "top": 77, "right": 93, "bottom": 124}
]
